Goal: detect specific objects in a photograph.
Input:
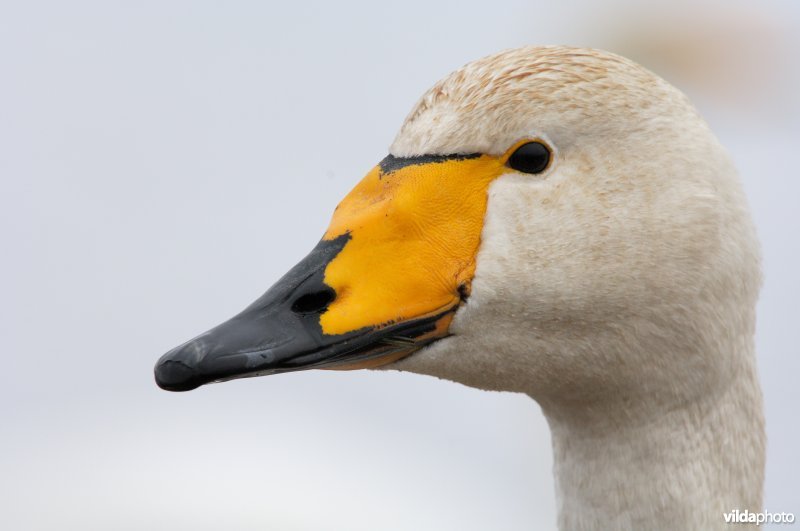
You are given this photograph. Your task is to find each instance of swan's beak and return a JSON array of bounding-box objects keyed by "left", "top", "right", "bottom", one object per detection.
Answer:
[
  {"left": 153, "top": 233, "right": 458, "bottom": 392},
  {"left": 155, "top": 153, "right": 507, "bottom": 391}
]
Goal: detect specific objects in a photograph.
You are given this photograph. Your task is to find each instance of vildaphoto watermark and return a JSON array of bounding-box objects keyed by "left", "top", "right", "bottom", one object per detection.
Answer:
[{"left": 724, "top": 509, "right": 795, "bottom": 525}]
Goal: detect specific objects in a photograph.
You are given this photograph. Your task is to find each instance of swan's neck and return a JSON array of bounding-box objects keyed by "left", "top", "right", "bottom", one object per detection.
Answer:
[{"left": 541, "top": 352, "right": 765, "bottom": 531}]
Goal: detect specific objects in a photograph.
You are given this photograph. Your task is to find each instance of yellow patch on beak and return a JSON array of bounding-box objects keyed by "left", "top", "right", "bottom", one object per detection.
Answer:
[{"left": 319, "top": 153, "right": 509, "bottom": 336}]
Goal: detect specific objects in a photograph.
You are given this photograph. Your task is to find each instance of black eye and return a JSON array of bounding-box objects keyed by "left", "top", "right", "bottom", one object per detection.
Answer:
[{"left": 507, "top": 141, "right": 551, "bottom": 174}]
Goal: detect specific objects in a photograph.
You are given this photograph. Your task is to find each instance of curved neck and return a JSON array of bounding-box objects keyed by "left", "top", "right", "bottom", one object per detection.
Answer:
[{"left": 541, "top": 353, "right": 765, "bottom": 531}]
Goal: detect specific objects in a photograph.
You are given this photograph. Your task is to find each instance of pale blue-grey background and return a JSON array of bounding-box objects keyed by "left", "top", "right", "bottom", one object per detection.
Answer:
[{"left": 1, "top": 1, "right": 797, "bottom": 529}]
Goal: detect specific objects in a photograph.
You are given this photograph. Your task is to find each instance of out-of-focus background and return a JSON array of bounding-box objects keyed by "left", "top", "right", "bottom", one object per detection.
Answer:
[{"left": 1, "top": 1, "right": 797, "bottom": 529}]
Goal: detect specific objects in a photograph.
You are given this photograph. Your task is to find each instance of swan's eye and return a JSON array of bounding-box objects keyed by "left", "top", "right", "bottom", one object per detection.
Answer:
[{"left": 507, "top": 141, "right": 551, "bottom": 174}]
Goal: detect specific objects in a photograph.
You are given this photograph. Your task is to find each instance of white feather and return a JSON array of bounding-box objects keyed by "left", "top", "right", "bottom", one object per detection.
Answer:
[{"left": 388, "top": 46, "right": 764, "bottom": 531}]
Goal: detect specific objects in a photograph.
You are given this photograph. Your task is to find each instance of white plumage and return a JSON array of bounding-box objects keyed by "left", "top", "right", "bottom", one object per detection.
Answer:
[{"left": 389, "top": 46, "right": 764, "bottom": 530}]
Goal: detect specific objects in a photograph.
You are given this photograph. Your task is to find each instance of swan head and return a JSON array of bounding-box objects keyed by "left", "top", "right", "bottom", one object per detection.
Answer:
[{"left": 155, "top": 46, "right": 760, "bottom": 415}]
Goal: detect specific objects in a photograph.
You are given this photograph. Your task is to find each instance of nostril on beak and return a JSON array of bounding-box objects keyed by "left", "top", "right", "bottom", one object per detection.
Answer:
[{"left": 291, "top": 288, "right": 336, "bottom": 314}]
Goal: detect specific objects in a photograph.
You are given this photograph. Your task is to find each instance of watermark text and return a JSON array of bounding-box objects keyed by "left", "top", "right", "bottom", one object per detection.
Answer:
[{"left": 724, "top": 509, "right": 795, "bottom": 525}]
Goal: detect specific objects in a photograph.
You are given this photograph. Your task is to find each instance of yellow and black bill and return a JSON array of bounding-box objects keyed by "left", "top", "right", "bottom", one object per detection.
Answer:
[
  {"left": 154, "top": 149, "right": 516, "bottom": 391},
  {"left": 153, "top": 232, "right": 459, "bottom": 392}
]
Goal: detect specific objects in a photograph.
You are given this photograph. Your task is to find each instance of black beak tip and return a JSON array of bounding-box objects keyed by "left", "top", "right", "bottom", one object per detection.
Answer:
[{"left": 154, "top": 358, "right": 203, "bottom": 392}]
